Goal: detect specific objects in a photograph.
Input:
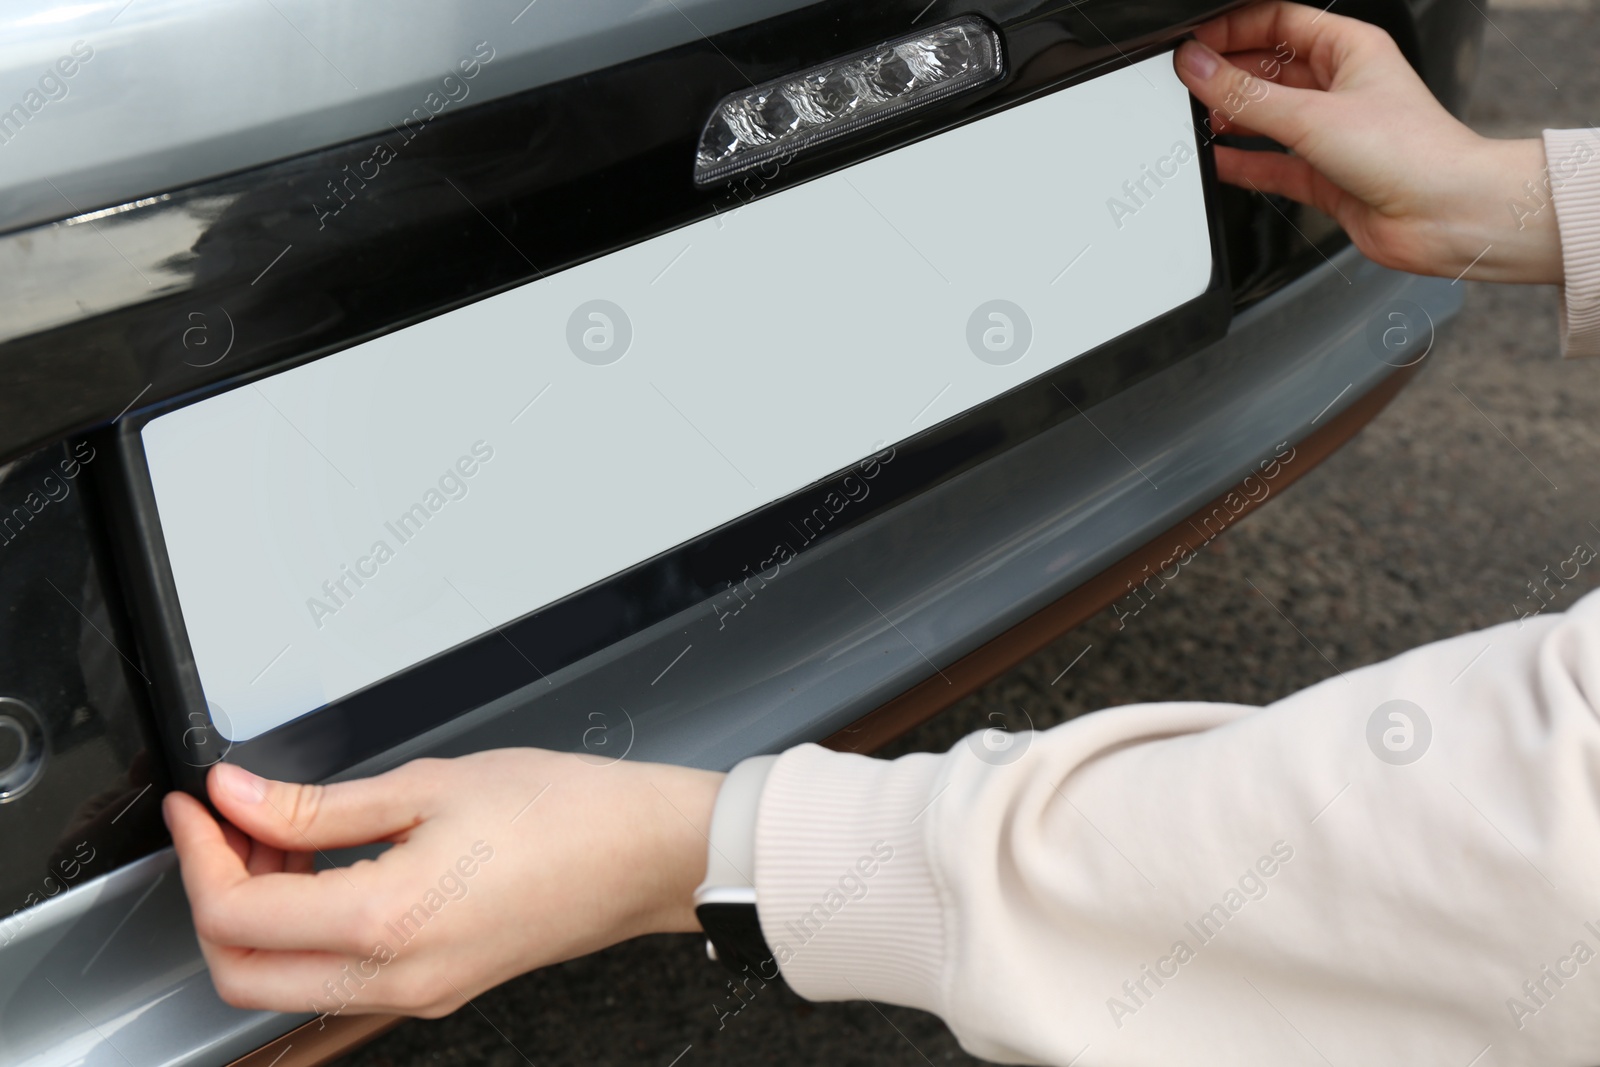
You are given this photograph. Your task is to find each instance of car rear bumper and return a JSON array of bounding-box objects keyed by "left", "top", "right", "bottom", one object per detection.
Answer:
[
  {"left": 356, "top": 244, "right": 1459, "bottom": 774},
  {"left": 1, "top": 243, "right": 1461, "bottom": 1065}
]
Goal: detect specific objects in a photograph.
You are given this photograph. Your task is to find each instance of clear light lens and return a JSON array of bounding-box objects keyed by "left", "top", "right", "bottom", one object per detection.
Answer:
[{"left": 693, "top": 18, "right": 1003, "bottom": 186}]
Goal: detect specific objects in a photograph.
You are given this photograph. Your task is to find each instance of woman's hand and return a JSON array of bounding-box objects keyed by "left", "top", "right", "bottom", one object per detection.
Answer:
[
  {"left": 1175, "top": 1, "right": 1563, "bottom": 285},
  {"left": 163, "top": 751, "right": 722, "bottom": 1019}
]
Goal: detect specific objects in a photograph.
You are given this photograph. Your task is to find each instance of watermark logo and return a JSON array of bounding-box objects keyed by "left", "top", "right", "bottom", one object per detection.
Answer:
[
  {"left": 578, "top": 707, "right": 635, "bottom": 767},
  {"left": 966, "top": 300, "right": 1032, "bottom": 365},
  {"left": 1513, "top": 533, "right": 1598, "bottom": 627},
  {"left": 767, "top": 841, "right": 894, "bottom": 966},
  {"left": 1195, "top": 40, "right": 1297, "bottom": 146},
  {"left": 712, "top": 443, "right": 896, "bottom": 634},
  {"left": 0, "top": 838, "right": 97, "bottom": 946},
  {"left": 965, "top": 706, "right": 1034, "bottom": 766},
  {"left": 1366, "top": 699, "right": 1431, "bottom": 765},
  {"left": 567, "top": 300, "right": 632, "bottom": 365},
  {"left": 1107, "top": 840, "right": 1295, "bottom": 1029},
  {"left": 0, "top": 440, "right": 96, "bottom": 550},
  {"left": 311, "top": 42, "right": 496, "bottom": 229},
  {"left": 305, "top": 442, "right": 495, "bottom": 630},
  {"left": 1508, "top": 136, "right": 1595, "bottom": 231},
  {"left": 181, "top": 307, "right": 235, "bottom": 368},
  {"left": 308, "top": 841, "right": 495, "bottom": 1028},
  {"left": 1506, "top": 921, "right": 1600, "bottom": 1031},
  {"left": 714, "top": 838, "right": 891, "bottom": 1030},
  {"left": 1111, "top": 441, "right": 1296, "bottom": 631},
  {"left": 1366, "top": 299, "right": 1435, "bottom": 367},
  {"left": 1105, "top": 141, "right": 1198, "bottom": 229},
  {"left": 0, "top": 40, "right": 94, "bottom": 148},
  {"left": 181, "top": 700, "right": 234, "bottom": 768}
]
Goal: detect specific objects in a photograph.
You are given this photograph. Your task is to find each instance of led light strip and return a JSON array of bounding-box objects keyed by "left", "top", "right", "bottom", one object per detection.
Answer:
[{"left": 693, "top": 17, "right": 1004, "bottom": 186}]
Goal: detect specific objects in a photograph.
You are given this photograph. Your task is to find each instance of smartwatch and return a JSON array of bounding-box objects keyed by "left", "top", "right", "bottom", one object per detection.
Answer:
[{"left": 693, "top": 755, "right": 780, "bottom": 979}]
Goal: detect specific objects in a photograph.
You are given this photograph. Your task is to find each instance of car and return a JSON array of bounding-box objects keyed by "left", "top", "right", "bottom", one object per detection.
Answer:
[{"left": 0, "top": 1, "right": 1483, "bottom": 1064}]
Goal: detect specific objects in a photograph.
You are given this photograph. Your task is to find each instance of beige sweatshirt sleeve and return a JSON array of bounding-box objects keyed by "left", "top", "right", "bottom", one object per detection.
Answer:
[
  {"left": 753, "top": 585, "right": 1600, "bottom": 1066},
  {"left": 1543, "top": 128, "right": 1600, "bottom": 358}
]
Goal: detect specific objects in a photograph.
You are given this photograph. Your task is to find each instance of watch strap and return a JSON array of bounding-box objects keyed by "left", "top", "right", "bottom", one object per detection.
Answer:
[{"left": 694, "top": 755, "right": 780, "bottom": 977}]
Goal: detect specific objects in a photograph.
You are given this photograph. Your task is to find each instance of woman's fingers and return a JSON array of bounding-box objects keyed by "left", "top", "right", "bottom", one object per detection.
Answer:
[
  {"left": 201, "top": 939, "right": 462, "bottom": 1018},
  {"left": 201, "top": 939, "right": 455, "bottom": 1019},
  {"left": 165, "top": 791, "right": 244, "bottom": 886},
  {"left": 164, "top": 749, "right": 729, "bottom": 1025},
  {"left": 196, "top": 941, "right": 358, "bottom": 1014},
  {"left": 1175, "top": 40, "right": 1323, "bottom": 150},
  {"left": 1204, "top": 114, "right": 1270, "bottom": 141},
  {"left": 207, "top": 761, "right": 429, "bottom": 853},
  {"left": 1213, "top": 145, "right": 1315, "bottom": 202},
  {"left": 1216, "top": 48, "right": 1324, "bottom": 92},
  {"left": 1212, "top": 146, "right": 1354, "bottom": 225},
  {"left": 1175, "top": 0, "right": 1506, "bottom": 282},
  {"left": 219, "top": 817, "right": 252, "bottom": 866},
  {"left": 245, "top": 837, "right": 287, "bottom": 877},
  {"left": 1189, "top": 0, "right": 1374, "bottom": 82},
  {"left": 164, "top": 791, "right": 400, "bottom": 954}
]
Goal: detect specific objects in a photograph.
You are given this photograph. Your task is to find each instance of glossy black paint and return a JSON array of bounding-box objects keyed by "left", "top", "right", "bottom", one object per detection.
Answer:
[
  {"left": 0, "top": 0, "right": 1246, "bottom": 469},
  {"left": 0, "top": 441, "right": 167, "bottom": 918}
]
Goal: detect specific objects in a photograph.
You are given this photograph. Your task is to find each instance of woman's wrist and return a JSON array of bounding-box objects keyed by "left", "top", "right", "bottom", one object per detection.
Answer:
[
  {"left": 629, "top": 762, "right": 725, "bottom": 936},
  {"left": 1439, "top": 136, "right": 1564, "bottom": 285}
]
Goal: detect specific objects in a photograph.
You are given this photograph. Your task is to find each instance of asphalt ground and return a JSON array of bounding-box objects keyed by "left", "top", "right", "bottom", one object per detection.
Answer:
[{"left": 337, "top": 3, "right": 1600, "bottom": 1064}]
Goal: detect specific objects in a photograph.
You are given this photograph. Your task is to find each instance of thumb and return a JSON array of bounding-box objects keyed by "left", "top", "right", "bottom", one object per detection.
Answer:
[
  {"left": 1174, "top": 40, "right": 1318, "bottom": 147},
  {"left": 208, "top": 761, "right": 426, "bottom": 852}
]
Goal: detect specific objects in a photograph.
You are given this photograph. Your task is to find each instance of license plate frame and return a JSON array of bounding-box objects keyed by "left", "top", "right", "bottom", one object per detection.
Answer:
[{"left": 109, "top": 44, "right": 1231, "bottom": 789}]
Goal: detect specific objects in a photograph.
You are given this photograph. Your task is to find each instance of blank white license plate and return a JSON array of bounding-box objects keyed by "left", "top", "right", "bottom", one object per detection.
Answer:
[{"left": 141, "top": 50, "right": 1211, "bottom": 742}]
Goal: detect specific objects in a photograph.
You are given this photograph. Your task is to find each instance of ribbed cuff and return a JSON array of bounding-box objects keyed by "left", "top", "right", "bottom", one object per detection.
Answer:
[
  {"left": 753, "top": 743, "right": 949, "bottom": 1013},
  {"left": 1543, "top": 128, "right": 1600, "bottom": 358}
]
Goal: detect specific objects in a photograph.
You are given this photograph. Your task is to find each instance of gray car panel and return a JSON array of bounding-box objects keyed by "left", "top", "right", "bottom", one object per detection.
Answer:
[{"left": 0, "top": 0, "right": 821, "bottom": 234}]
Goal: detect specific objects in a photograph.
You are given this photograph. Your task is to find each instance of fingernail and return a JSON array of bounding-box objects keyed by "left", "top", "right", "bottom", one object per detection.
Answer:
[
  {"left": 214, "top": 762, "right": 265, "bottom": 805},
  {"left": 1179, "top": 41, "right": 1220, "bottom": 80}
]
